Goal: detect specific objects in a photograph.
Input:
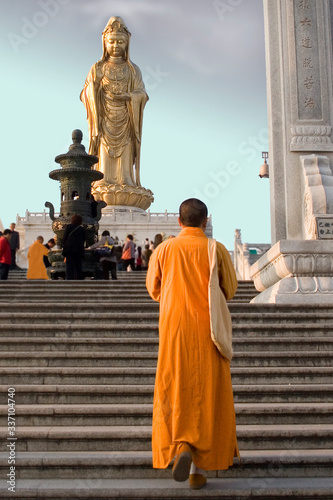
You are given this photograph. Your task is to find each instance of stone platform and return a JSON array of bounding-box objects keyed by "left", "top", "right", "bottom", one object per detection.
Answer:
[{"left": 250, "top": 240, "right": 333, "bottom": 304}]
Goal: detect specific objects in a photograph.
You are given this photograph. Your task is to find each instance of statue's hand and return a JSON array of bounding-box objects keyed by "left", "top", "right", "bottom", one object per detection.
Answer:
[{"left": 112, "top": 92, "right": 131, "bottom": 102}]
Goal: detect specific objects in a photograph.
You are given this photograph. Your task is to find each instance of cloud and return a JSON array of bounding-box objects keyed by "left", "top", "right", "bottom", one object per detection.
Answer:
[
  {"left": 75, "top": 0, "right": 180, "bottom": 31},
  {"left": 65, "top": 0, "right": 264, "bottom": 77}
]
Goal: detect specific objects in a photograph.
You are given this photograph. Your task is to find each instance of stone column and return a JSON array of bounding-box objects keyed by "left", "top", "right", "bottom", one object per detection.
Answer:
[{"left": 251, "top": 0, "right": 333, "bottom": 303}]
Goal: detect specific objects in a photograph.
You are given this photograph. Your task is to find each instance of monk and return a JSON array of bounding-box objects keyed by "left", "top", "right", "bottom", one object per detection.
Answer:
[
  {"left": 146, "top": 198, "right": 239, "bottom": 490},
  {"left": 27, "top": 236, "right": 49, "bottom": 280}
]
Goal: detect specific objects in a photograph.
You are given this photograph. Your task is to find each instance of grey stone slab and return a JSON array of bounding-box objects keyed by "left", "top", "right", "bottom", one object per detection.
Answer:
[{"left": 1, "top": 477, "right": 333, "bottom": 498}]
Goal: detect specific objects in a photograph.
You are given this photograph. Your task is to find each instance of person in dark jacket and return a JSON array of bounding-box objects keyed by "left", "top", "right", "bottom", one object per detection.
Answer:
[
  {"left": 43, "top": 238, "right": 56, "bottom": 268},
  {"left": 9, "top": 223, "right": 20, "bottom": 270},
  {"left": 0, "top": 229, "right": 12, "bottom": 280},
  {"left": 62, "top": 215, "right": 86, "bottom": 280}
]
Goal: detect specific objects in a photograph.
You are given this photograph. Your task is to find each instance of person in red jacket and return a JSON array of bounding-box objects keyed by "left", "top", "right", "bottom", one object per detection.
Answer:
[{"left": 0, "top": 229, "right": 12, "bottom": 280}]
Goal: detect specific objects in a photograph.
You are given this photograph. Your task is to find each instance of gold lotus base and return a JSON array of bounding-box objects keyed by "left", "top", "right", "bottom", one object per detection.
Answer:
[{"left": 92, "top": 182, "right": 154, "bottom": 211}]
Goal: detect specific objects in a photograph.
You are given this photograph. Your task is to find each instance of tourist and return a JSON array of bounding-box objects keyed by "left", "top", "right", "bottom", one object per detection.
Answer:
[
  {"left": 153, "top": 233, "right": 163, "bottom": 250},
  {"left": 90, "top": 194, "right": 98, "bottom": 218},
  {"left": 121, "top": 234, "right": 135, "bottom": 271},
  {"left": 43, "top": 238, "right": 56, "bottom": 269},
  {"left": 146, "top": 198, "right": 239, "bottom": 490},
  {"left": 9, "top": 222, "right": 20, "bottom": 270},
  {"left": 62, "top": 215, "right": 86, "bottom": 280},
  {"left": 149, "top": 240, "right": 154, "bottom": 252},
  {"left": 142, "top": 244, "right": 152, "bottom": 269},
  {"left": 135, "top": 246, "right": 142, "bottom": 271},
  {"left": 0, "top": 229, "right": 12, "bottom": 280},
  {"left": 27, "top": 236, "right": 49, "bottom": 280},
  {"left": 89, "top": 230, "right": 117, "bottom": 280}
]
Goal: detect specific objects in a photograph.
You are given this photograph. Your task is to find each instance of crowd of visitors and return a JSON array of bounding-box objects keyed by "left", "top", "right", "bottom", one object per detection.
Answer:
[{"left": 0, "top": 218, "right": 168, "bottom": 280}]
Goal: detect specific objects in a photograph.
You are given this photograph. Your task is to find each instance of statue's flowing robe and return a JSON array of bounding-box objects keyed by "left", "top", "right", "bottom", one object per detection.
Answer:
[
  {"left": 146, "top": 227, "right": 239, "bottom": 470},
  {"left": 80, "top": 60, "right": 148, "bottom": 187}
]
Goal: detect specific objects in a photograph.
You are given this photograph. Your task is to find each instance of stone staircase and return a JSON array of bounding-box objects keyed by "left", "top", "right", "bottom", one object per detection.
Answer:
[{"left": 0, "top": 273, "right": 332, "bottom": 498}]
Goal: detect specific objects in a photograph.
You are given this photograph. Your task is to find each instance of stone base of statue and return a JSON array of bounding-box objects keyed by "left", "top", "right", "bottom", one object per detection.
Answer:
[
  {"left": 250, "top": 240, "right": 333, "bottom": 304},
  {"left": 92, "top": 182, "right": 154, "bottom": 211}
]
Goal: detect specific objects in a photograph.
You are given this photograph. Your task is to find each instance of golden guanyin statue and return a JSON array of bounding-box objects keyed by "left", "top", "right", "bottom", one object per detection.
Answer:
[{"left": 80, "top": 16, "right": 154, "bottom": 210}]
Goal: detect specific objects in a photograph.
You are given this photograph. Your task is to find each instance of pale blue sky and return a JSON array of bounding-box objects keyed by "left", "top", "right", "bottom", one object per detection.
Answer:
[{"left": 0, "top": 0, "right": 270, "bottom": 249}]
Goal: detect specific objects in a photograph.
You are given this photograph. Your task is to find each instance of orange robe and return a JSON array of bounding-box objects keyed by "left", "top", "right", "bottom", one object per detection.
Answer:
[
  {"left": 146, "top": 227, "right": 239, "bottom": 471},
  {"left": 27, "top": 241, "right": 49, "bottom": 280}
]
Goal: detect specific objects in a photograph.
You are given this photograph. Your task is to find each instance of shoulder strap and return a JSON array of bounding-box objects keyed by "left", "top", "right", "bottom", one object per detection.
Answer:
[
  {"left": 67, "top": 225, "right": 81, "bottom": 239},
  {"left": 207, "top": 238, "right": 217, "bottom": 279}
]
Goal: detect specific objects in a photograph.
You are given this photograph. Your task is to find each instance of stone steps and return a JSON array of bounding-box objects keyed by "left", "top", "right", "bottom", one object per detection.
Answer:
[
  {"left": 1, "top": 384, "right": 333, "bottom": 405},
  {"left": 1, "top": 336, "right": 332, "bottom": 351},
  {"left": 1, "top": 312, "right": 333, "bottom": 329},
  {"left": 0, "top": 450, "right": 332, "bottom": 480},
  {"left": 1, "top": 350, "right": 332, "bottom": 367},
  {"left": 0, "top": 276, "right": 332, "bottom": 497},
  {"left": 0, "top": 311, "right": 160, "bottom": 325},
  {"left": 0, "top": 324, "right": 159, "bottom": 338},
  {"left": 0, "top": 279, "right": 258, "bottom": 303},
  {"left": 0, "top": 323, "right": 331, "bottom": 338},
  {"left": 1, "top": 277, "right": 257, "bottom": 286},
  {"left": 1, "top": 477, "right": 333, "bottom": 499},
  {"left": 2, "top": 424, "right": 333, "bottom": 452},
  {"left": 1, "top": 302, "right": 333, "bottom": 320},
  {"left": 1, "top": 402, "right": 332, "bottom": 426},
  {"left": 0, "top": 366, "right": 332, "bottom": 384}
]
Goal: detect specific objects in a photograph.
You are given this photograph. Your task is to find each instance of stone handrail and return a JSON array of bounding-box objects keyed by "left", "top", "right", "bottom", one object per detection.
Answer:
[
  {"left": 234, "top": 242, "right": 252, "bottom": 281},
  {"left": 18, "top": 209, "right": 212, "bottom": 226}
]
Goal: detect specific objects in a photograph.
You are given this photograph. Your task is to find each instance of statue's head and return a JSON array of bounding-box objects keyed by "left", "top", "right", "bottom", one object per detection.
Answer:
[{"left": 102, "top": 16, "right": 131, "bottom": 61}]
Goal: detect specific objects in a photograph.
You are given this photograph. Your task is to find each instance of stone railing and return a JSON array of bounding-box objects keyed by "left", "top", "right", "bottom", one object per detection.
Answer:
[
  {"left": 17, "top": 210, "right": 56, "bottom": 225},
  {"left": 235, "top": 242, "right": 252, "bottom": 281},
  {"left": 234, "top": 229, "right": 270, "bottom": 281},
  {"left": 102, "top": 208, "right": 212, "bottom": 226},
  {"left": 17, "top": 208, "right": 212, "bottom": 227},
  {"left": 102, "top": 209, "right": 180, "bottom": 224},
  {"left": 15, "top": 209, "right": 213, "bottom": 256}
]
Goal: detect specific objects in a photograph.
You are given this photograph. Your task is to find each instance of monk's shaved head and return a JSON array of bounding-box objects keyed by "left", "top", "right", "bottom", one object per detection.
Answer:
[{"left": 179, "top": 198, "right": 208, "bottom": 227}]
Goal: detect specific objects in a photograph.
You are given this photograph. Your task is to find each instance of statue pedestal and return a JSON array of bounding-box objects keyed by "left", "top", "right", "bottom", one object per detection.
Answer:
[
  {"left": 250, "top": 240, "right": 333, "bottom": 304},
  {"left": 93, "top": 184, "right": 154, "bottom": 211}
]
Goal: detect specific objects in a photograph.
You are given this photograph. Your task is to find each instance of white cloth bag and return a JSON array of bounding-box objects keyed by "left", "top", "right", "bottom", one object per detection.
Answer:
[{"left": 207, "top": 238, "right": 233, "bottom": 361}]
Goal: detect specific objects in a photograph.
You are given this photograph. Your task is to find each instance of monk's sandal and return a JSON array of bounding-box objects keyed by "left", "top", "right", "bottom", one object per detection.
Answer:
[
  {"left": 189, "top": 473, "right": 207, "bottom": 490},
  {"left": 172, "top": 443, "right": 192, "bottom": 482}
]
